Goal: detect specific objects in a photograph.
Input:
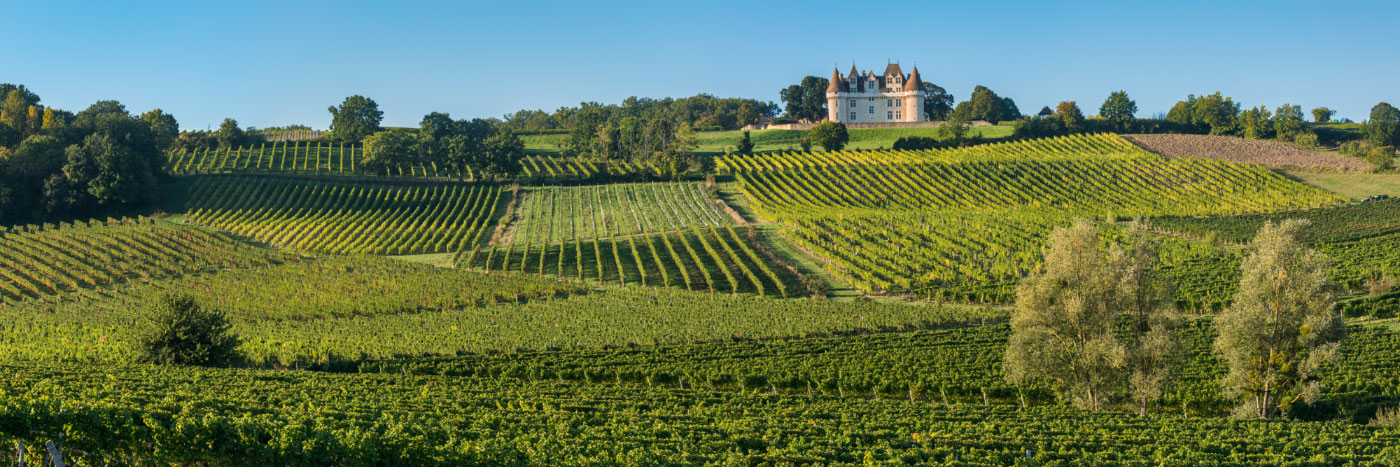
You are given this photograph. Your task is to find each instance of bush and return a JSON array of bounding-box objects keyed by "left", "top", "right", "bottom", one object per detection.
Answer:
[
  {"left": 1370, "top": 406, "right": 1400, "bottom": 427},
  {"left": 137, "top": 294, "right": 241, "bottom": 366}
]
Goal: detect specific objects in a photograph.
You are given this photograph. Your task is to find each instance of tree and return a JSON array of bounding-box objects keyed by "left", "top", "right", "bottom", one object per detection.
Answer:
[
  {"left": 1191, "top": 92, "right": 1240, "bottom": 135},
  {"left": 216, "top": 118, "right": 245, "bottom": 148},
  {"left": 1055, "top": 101, "right": 1085, "bottom": 133},
  {"left": 939, "top": 115, "right": 971, "bottom": 143},
  {"left": 327, "top": 95, "right": 383, "bottom": 142},
  {"left": 1312, "top": 107, "right": 1335, "bottom": 123},
  {"left": 361, "top": 129, "right": 418, "bottom": 174},
  {"left": 807, "top": 121, "right": 848, "bottom": 151},
  {"left": 1273, "top": 104, "right": 1307, "bottom": 141},
  {"left": 141, "top": 109, "right": 179, "bottom": 153},
  {"left": 416, "top": 111, "right": 456, "bottom": 169},
  {"left": 779, "top": 76, "right": 830, "bottom": 122},
  {"left": 137, "top": 294, "right": 240, "bottom": 367},
  {"left": 1215, "top": 220, "right": 1343, "bottom": 419},
  {"left": 1240, "top": 106, "right": 1274, "bottom": 140},
  {"left": 1165, "top": 97, "right": 1195, "bottom": 127},
  {"left": 1004, "top": 220, "right": 1126, "bottom": 411},
  {"left": 479, "top": 125, "right": 525, "bottom": 181},
  {"left": 954, "top": 86, "right": 1019, "bottom": 124},
  {"left": 1119, "top": 225, "right": 1183, "bottom": 416},
  {"left": 1365, "top": 102, "right": 1400, "bottom": 148},
  {"left": 736, "top": 130, "right": 754, "bottom": 154},
  {"left": 922, "top": 83, "right": 954, "bottom": 120},
  {"left": 1099, "top": 91, "right": 1138, "bottom": 132},
  {"left": 1, "top": 90, "right": 30, "bottom": 136}
]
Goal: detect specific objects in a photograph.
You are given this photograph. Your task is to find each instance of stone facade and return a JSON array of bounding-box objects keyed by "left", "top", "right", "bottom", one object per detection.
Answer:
[{"left": 825, "top": 63, "right": 925, "bottom": 123}]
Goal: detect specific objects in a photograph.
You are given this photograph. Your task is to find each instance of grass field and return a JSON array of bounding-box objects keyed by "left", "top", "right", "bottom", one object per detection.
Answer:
[{"left": 1288, "top": 170, "right": 1400, "bottom": 199}]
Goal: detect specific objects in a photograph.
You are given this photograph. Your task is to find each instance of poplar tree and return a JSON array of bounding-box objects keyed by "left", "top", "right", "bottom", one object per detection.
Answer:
[
  {"left": 1120, "top": 225, "right": 1183, "bottom": 416},
  {"left": 1004, "top": 220, "right": 1127, "bottom": 410},
  {"left": 1214, "top": 219, "right": 1343, "bottom": 419}
]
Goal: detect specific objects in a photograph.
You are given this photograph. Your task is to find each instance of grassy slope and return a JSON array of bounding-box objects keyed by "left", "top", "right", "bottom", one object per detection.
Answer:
[{"left": 1287, "top": 171, "right": 1400, "bottom": 199}]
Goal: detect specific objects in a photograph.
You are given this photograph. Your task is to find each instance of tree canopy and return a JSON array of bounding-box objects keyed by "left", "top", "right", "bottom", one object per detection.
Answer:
[
  {"left": 922, "top": 83, "right": 954, "bottom": 121},
  {"left": 779, "top": 76, "right": 830, "bottom": 122},
  {"left": 807, "top": 121, "right": 849, "bottom": 151},
  {"left": 328, "top": 95, "right": 384, "bottom": 142},
  {"left": 1098, "top": 91, "right": 1137, "bottom": 131},
  {"left": 1365, "top": 102, "right": 1399, "bottom": 148}
]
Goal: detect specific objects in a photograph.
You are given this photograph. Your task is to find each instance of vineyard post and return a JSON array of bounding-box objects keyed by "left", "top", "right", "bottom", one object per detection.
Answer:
[
  {"left": 15, "top": 441, "right": 23, "bottom": 467},
  {"left": 44, "top": 440, "right": 63, "bottom": 467}
]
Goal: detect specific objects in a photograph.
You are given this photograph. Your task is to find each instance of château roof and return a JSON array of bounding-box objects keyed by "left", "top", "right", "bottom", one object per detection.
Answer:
[
  {"left": 903, "top": 66, "right": 922, "bottom": 92},
  {"left": 883, "top": 63, "right": 904, "bottom": 78},
  {"left": 826, "top": 68, "right": 847, "bottom": 93}
]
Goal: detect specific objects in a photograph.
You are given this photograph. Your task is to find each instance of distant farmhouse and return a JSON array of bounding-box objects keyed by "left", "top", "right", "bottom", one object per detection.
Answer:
[{"left": 826, "top": 63, "right": 925, "bottom": 123}]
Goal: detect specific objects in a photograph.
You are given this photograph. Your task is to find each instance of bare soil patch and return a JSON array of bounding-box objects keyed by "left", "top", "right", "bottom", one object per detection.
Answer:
[{"left": 1123, "top": 134, "right": 1371, "bottom": 172}]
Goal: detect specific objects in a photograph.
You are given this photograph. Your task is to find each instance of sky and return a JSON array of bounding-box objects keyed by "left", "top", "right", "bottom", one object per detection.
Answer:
[{"left": 5, "top": 0, "right": 1396, "bottom": 130}]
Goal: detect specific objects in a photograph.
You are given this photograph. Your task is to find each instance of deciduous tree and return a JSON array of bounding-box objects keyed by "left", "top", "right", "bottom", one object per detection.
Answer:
[
  {"left": 922, "top": 83, "right": 954, "bottom": 120},
  {"left": 1055, "top": 101, "right": 1085, "bottom": 133},
  {"left": 1273, "top": 104, "right": 1307, "bottom": 141},
  {"left": 1214, "top": 219, "right": 1343, "bottom": 419},
  {"left": 1311, "top": 107, "right": 1335, "bottom": 123},
  {"left": 327, "top": 95, "right": 384, "bottom": 142},
  {"left": 1365, "top": 102, "right": 1399, "bottom": 148},
  {"left": 1098, "top": 91, "right": 1137, "bottom": 132},
  {"left": 807, "top": 121, "right": 848, "bottom": 151}
]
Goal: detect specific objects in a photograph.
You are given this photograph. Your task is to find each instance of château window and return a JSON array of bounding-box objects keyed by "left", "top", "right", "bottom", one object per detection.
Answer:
[
  {"left": 886, "top": 99, "right": 892, "bottom": 107},
  {"left": 896, "top": 111, "right": 902, "bottom": 119},
  {"left": 849, "top": 112, "right": 856, "bottom": 120},
  {"left": 868, "top": 106, "right": 874, "bottom": 114},
  {"left": 887, "top": 111, "right": 893, "bottom": 119},
  {"left": 849, "top": 99, "right": 856, "bottom": 107},
  {"left": 895, "top": 100, "right": 902, "bottom": 108}
]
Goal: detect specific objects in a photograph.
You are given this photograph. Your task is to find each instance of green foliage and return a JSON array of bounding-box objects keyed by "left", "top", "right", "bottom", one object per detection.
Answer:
[
  {"left": 360, "top": 128, "right": 419, "bottom": 173},
  {"left": 1098, "top": 90, "right": 1137, "bottom": 131},
  {"left": 216, "top": 117, "right": 245, "bottom": 148},
  {"left": 779, "top": 75, "right": 830, "bottom": 122},
  {"left": 1215, "top": 220, "right": 1343, "bottom": 418},
  {"left": 327, "top": 95, "right": 383, "bottom": 143},
  {"left": 1054, "top": 101, "right": 1085, "bottom": 133},
  {"left": 736, "top": 130, "right": 753, "bottom": 154},
  {"left": 1313, "top": 107, "right": 1335, "bottom": 123},
  {"left": 1273, "top": 104, "right": 1307, "bottom": 141},
  {"left": 952, "top": 85, "right": 1019, "bottom": 124},
  {"left": 922, "top": 82, "right": 954, "bottom": 120},
  {"left": 806, "top": 121, "right": 849, "bottom": 151},
  {"left": 137, "top": 294, "right": 240, "bottom": 366},
  {"left": 1366, "top": 102, "right": 1400, "bottom": 148},
  {"left": 140, "top": 108, "right": 179, "bottom": 152},
  {"left": 1240, "top": 106, "right": 1273, "bottom": 139}
]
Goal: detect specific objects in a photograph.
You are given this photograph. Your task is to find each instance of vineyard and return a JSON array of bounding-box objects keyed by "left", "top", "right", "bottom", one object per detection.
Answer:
[
  {"left": 1152, "top": 199, "right": 1400, "bottom": 292},
  {"left": 183, "top": 176, "right": 503, "bottom": 255},
  {"left": 0, "top": 217, "right": 285, "bottom": 303},
  {"left": 458, "top": 182, "right": 799, "bottom": 295},
  {"left": 721, "top": 133, "right": 1345, "bottom": 302},
  {"left": 164, "top": 141, "right": 669, "bottom": 182},
  {"left": 2, "top": 323, "right": 1399, "bottom": 464},
  {"left": 0, "top": 256, "right": 987, "bottom": 365}
]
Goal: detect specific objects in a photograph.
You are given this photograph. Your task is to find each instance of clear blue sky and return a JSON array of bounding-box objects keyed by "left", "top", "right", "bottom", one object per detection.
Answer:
[{"left": 6, "top": 0, "right": 1395, "bottom": 130}]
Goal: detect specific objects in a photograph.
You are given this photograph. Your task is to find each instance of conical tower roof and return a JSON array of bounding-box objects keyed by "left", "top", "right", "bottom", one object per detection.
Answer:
[
  {"left": 903, "top": 66, "right": 923, "bottom": 92},
  {"left": 825, "top": 67, "right": 847, "bottom": 93}
]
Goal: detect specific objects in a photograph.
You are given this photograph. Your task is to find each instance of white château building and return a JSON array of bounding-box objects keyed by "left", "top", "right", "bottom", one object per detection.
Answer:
[{"left": 826, "top": 63, "right": 925, "bottom": 123}]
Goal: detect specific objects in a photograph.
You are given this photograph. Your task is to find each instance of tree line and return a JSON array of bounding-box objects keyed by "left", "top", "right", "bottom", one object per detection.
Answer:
[
  {"left": 501, "top": 95, "right": 780, "bottom": 132},
  {"left": 1013, "top": 91, "right": 1398, "bottom": 170},
  {"left": 0, "top": 84, "right": 175, "bottom": 225}
]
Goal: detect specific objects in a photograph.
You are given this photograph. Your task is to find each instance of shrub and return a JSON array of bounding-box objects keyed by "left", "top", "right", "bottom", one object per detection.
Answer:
[
  {"left": 1370, "top": 406, "right": 1400, "bottom": 427},
  {"left": 138, "top": 294, "right": 241, "bottom": 366}
]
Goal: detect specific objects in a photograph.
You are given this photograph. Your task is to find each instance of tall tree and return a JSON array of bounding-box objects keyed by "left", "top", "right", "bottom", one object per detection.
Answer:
[
  {"left": 479, "top": 125, "right": 525, "bottom": 181},
  {"left": 1273, "top": 104, "right": 1307, "bottom": 141},
  {"left": 360, "top": 129, "right": 418, "bottom": 174},
  {"left": 327, "top": 95, "right": 384, "bottom": 142},
  {"left": 1214, "top": 220, "right": 1343, "bottom": 419},
  {"left": 216, "top": 118, "right": 245, "bottom": 148},
  {"left": 141, "top": 109, "right": 179, "bottom": 152},
  {"left": 778, "top": 76, "right": 830, "bottom": 122},
  {"left": 1191, "top": 92, "right": 1240, "bottom": 135},
  {"left": 1098, "top": 91, "right": 1138, "bottom": 132},
  {"left": 1119, "top": 225, "right": 1184, "bottom": 416},
  {"left": 1004, "top": 220, "right": 1127, "bottom": 410},
  {"left": 922, "top": 83, "right": 954, "bottom": 120},
  {"left": 1, "top": 90, "right": 30, "bottom": 136},
  {"left": 1311, "top": 107, "right": 1335, "bottom": 123},
  {"left": 416, "top": 111, "right": 456, "bottom": 168},
  {"left": 1365, "top": 102, "right": 1399, "bottom": 148},
  {"left": 1055, "top": 101, "right": 1085, "bottom": 133},
  {"left": 1240, "top": 106, "right": 1274, "bottom": 140}
]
